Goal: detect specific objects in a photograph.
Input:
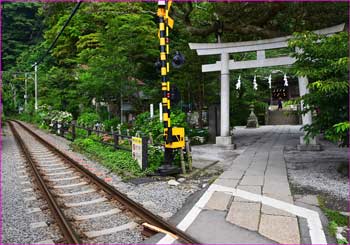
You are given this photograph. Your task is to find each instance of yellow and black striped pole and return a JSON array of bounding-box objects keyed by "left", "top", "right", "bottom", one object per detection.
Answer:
[
  {"left": 157, "top": 0, "right": 178, "bottom": 174},
  {"left": 158, "top": 1, "right": 171, "bottom": 142}
]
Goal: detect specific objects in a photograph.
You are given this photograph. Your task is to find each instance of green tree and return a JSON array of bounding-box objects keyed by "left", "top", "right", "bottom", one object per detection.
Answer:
[
  {"left": 289, "top": 31, "right": 349, "bottom": 146},
  {"left": 2, "top": 2, "right": 43, "bottom": 71},
  {"left": 3, "top": 1, "right": 348, "bottom": 126}
]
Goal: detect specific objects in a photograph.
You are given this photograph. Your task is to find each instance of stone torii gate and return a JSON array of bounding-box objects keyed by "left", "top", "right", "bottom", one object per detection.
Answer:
[{"left": 189, "top": 24, "right": 344, "bottom": 148}]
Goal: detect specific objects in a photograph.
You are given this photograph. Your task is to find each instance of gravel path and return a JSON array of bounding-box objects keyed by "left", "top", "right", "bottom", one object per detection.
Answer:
[
  {"left": 284, "top": 136, "right": 348, "bottom": 209},
  {"left": 1, "top": 127, "right": 62, "bottom": 243}
]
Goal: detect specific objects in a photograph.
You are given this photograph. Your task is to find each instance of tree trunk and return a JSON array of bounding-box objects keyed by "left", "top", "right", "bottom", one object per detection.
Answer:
[
  {"left": 197, "top": 80, "right": 204, "bottom": 128},
  {"left": 108, "top": 101, "right": 119, "bottom": 118}
]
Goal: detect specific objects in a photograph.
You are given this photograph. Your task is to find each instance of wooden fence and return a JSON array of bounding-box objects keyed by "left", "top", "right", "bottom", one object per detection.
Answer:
[{"left": 51, "top": 121, "right": 148, "bottom": 168}]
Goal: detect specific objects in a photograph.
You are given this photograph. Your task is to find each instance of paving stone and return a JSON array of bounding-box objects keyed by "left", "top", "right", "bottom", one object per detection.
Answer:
[
  {"left": 245, "top": 168, "right": 265, "bottom": 176},
  {"left": 205, "top": 191, "right": 232, "bottom": 211},
  {"left": 264, "top": 174, "right": 289, "bottom": 184},
  {"left": 263, "top": 182, "right": 291, "bottom": 196},
  {"left": 261, "top": 194, "right": 295, "bottom": 217},
  {"left": 259, "top": 214, "right": 300, "bottom": 244},
  {"left": 253, "top": 155, "right": 269, "bottom": 163},
  {"left": 226, "top": 202, "right": 260, "bottom": 231},
  {"left": 229, "top": 163, "right": 250, "bottom": 171},
  {"left": 268, "top": 157, "right": 284, "bottom": 164},
  {"left": 240, "top": 175, "right": 264, "bottom": 186},
  {"left": 264, "top": 168, "right": 287, "bottom": 177},
  {"left": 264, "top": 176, "right": 289, "bottom": 185},
  {"left": 228, "top": 165, "right": 248, "bottom": 172},
  {"left": 235, "top": 185, "right": 261, "bottom": 202},
  {"left": 213, "top": 178, "right": 239, "bottom": 188},
  {"left": 261, "top": 204, "right": 295, "bottom": 217},
  {"left": 294, "top": 194, "right": 319, "bottom": 206},
  {"left": 187, "top": 210, "right": 275, "bottom": 244},
  {"left": 218, "top": 170, "right": 245, "bottom": 179}
]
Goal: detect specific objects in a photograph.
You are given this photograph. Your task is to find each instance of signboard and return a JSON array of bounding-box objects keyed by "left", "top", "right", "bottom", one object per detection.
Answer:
[{"left": 132, "top": 137, "right": 147, "bottom": 170}]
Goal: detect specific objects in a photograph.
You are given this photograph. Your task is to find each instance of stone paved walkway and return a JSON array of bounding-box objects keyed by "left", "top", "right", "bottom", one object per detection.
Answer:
[
  {"left": 210, "top": 126, "right": 300, "bottom": 243},
  {"left": 165, "top": 125, "right": 327, "bottom": 244}
]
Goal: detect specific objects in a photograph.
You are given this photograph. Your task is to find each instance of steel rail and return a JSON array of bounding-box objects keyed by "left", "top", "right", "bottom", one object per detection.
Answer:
[
  {"left": 8, "top": 121, "right": 82, "bottom": 244},
  {"left": 12, "top": 120, "right": 201, "bottom": 244}
]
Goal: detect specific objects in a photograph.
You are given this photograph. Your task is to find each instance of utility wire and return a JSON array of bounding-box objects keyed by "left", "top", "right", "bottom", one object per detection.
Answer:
[{"left": 33, "top": 1, "right": 82, "bottom": 66}]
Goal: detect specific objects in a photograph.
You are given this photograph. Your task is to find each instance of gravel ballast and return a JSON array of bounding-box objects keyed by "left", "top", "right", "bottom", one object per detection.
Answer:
[
  {"left": 19, "top": 122, "right": 202, "bottom": 218},
  {"left": 5, "top": 121, "right": 204, "bottom": 244},
  {"left": 2, "top": 127, "right": 62, "bottom": 243}
]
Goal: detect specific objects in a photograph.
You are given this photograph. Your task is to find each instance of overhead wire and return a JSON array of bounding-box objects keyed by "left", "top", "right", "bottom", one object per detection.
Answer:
[{"left": 33, "top": 1, "right": 82, "bottom": 66}]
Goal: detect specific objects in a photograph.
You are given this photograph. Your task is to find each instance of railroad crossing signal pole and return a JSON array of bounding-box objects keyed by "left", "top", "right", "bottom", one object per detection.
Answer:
[{"left": 157, "top": 0, "right": 185, "bottom": 175}]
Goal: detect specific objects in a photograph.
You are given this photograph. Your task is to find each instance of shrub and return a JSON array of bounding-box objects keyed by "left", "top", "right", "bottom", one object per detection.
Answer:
[
  {"left": 188, "top": 128, "right": 209, "bottom": 145},
  {"left": 147, "top": 145, "right": 163, "bottom": 171},
  {"left": 133, "top": 109, "right": 188, "bottom": 144},
  {"left": 103, "top": 118, "right": 120, "bottom": 131},
  {"left": 72, "top": 137, "right": 142, "bottom": 177},
  {"left": 77, "top": 112, "right": 100, "bottom": 128}
]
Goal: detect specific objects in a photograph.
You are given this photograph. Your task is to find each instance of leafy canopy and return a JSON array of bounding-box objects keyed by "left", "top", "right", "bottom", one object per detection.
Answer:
[{"left": 289, "top": 31, "right": 349, "bottom": 146}]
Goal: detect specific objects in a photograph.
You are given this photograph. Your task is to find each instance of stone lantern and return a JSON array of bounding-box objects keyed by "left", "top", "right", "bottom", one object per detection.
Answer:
[{"left": 246, "top": 104, "right": 259, "bottom": 128}]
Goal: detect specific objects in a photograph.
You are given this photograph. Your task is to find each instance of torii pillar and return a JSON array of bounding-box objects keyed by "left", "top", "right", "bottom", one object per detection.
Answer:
[
  {"left": 216, "top": 52, "right": 233, "bottom": 145},
  {"left": 297, "top": 76, "right": 321, "bottom": 150}
]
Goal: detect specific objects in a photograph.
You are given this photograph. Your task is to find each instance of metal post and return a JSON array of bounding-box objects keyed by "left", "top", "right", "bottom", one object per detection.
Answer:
[
  {"left": 24, "top": 73, "right": 28, "bottom": 112},
  {"left": 150, "top": 104, "right": 154, "bottom": 118},
  {"left": 60, "top": 123, "right": 64, "bottom": 137},
  {"left": 157, "top": 0, "right": 178, "bottom": 175},
  {"left": 141, "top": 136, "right": 148, "bottom": 170},
  {"left": 54, "top": 121, "right": 58, "bottom": 134},
  {"left": 113, "top": 133, "right": 119, "bottom": 150},
  {"left": 120, "top": 93, "right": 123, "bottom": 123},
  {"left": 34, "top": 63, "right": 38, "bottom": 111},
  {"left": 71, "top": 122, "right": 76, "bottom": 141}
]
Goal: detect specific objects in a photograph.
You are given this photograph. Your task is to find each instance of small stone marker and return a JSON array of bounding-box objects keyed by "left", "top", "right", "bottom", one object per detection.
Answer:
[{"left": 132, "top": 137, "right": 147, "bottom": 170}]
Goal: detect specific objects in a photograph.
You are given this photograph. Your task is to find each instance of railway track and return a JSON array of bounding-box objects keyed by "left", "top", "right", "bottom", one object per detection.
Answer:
[{"left": 9, "top": 120, "right": 200, "bottom": 244}]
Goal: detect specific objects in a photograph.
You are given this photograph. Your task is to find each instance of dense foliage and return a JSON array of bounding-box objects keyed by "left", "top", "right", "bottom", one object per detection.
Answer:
[
  {"left": 289, "top": 31, "right": 349, "bottom": 146},
  {"left": 2, "top": 2, "right": 348, "bottom": 146}
]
